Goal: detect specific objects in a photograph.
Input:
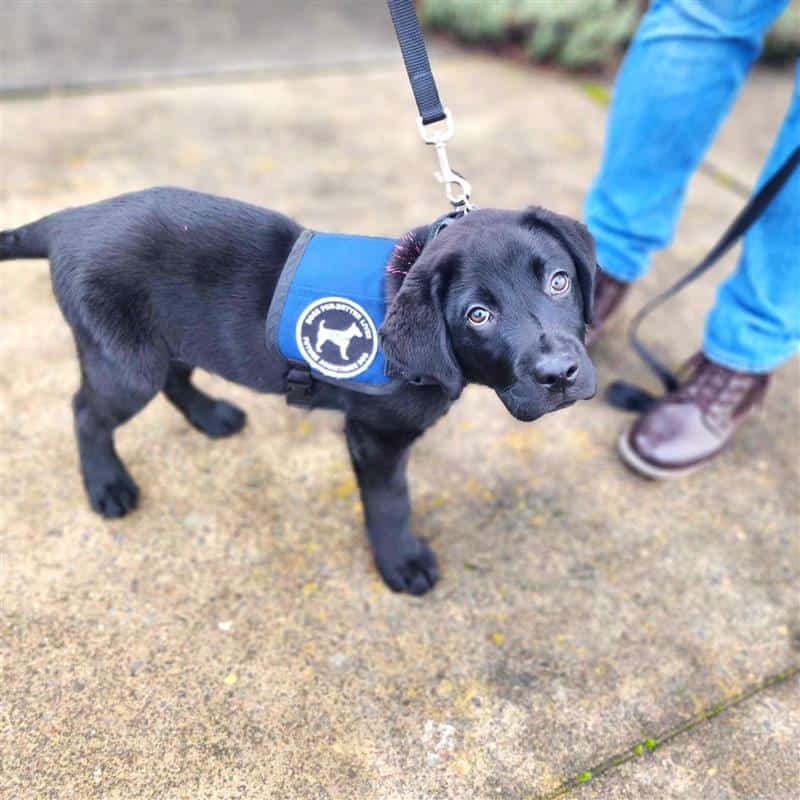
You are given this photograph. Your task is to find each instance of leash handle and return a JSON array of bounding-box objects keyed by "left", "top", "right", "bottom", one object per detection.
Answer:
[
  {"left": 386, "top": 0, "right": 473, "bottom": 211},
  {"left": 386, "top": 0, "right": 446, "bottom": 125},
  {"left": 608, "top": 145, "right": 800, "bottom": 409}
]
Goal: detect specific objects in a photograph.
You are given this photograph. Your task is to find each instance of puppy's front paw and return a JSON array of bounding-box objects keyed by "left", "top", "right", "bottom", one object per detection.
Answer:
[
  {"left": 376, "top": 538, "right": 439, "bottom": 595},
  {"left": 87, "top": 472, "right": 140, "bottom": 518}
]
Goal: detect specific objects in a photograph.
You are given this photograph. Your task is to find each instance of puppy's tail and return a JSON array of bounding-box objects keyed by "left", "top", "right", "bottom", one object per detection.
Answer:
[{"left": 0, "top": 219, "right": 50, "bottom": 261}]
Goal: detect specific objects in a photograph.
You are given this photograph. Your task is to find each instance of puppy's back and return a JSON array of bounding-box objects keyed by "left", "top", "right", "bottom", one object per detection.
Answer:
[{"left": 6, "top": 187, "right": 303, "bottom": 390}]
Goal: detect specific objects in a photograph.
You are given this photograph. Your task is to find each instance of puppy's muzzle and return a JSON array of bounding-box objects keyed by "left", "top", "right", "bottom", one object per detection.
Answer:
[{"left": 532, "top": 352, "right": 580, "bottom": 391}]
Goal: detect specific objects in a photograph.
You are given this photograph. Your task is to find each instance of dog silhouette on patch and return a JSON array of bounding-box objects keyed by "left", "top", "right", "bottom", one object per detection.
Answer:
[{"left": 315, "top": 319, "right": 363, "bottom": 360}]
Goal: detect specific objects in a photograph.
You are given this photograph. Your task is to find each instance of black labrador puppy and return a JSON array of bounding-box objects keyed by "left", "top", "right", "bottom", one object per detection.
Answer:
[{"left": 0, "top": 187, "right": 596, "bottom": 594}]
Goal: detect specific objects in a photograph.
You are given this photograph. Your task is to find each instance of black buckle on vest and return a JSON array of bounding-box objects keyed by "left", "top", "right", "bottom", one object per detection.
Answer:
[{"left": 285, "top": 359, "right": 313, "bottom": 407}]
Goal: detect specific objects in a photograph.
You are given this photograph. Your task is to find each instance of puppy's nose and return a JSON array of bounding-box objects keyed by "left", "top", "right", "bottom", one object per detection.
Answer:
[{"left": 533, "top": 354, "right": 579, "bottom": 389}]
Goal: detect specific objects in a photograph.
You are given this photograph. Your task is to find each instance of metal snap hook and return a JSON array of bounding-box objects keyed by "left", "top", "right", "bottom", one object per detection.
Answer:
[{"left": 417, "top": 109, "right": 473, "bottom": 212}]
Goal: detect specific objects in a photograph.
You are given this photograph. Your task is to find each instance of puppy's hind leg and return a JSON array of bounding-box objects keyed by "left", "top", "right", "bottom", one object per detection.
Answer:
[
  {"left": 73, "top": 341, "right": 162, "bottom": 518},
  {"left": 163, "top": 363, "right": 246, "bottom": 439}
]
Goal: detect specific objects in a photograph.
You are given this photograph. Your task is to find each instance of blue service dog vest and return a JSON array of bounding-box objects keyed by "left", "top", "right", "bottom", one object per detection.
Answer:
[{"left": 265, "top": 230, "right": 406, "bottom": 397}]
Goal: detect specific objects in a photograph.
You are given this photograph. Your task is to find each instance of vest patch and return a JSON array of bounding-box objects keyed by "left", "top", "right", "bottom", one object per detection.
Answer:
[{"left": 295, "top": 295, "right": 378, "bottom": 379}]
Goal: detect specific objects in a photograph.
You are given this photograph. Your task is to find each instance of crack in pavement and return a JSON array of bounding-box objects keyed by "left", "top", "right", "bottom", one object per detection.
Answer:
[{"left": 535, "top": 662, "right": 800, "bottom": 800}]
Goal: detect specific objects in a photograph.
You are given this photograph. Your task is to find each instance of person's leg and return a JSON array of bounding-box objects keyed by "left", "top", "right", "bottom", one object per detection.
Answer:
[
  {"left": 618, "top": 61, "right": 798, "bottom": 480},
  {"left": 703, "top": 62, "right": 800, "bottom": 373},
  {"left": 585, "top": 0, "right": 790, "bottom": 282}
]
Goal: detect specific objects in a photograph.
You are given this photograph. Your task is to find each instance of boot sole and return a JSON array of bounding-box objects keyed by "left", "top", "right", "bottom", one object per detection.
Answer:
[{"left": 617, "top": 428, "right": 705, "bottom": 480}]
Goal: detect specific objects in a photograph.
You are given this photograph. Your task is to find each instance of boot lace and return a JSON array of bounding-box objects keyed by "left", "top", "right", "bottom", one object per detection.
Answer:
[{"left": 675, "top": 355, "right": 760, "bottom": 433}]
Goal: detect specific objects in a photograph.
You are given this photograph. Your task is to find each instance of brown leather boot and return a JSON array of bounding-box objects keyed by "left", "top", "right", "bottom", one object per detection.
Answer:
[
  {"left": 618, "top": 353, "right": 770, "bottom": 479},
  {"left": 586, "top": 268, "right": 631, "bottom": 346}
]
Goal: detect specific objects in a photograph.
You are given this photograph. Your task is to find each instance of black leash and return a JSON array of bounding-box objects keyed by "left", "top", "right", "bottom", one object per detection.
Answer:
[
  {"left": 386, "top": 0, "right": 473, "bottom": 211},
  {"left": 607, "top": 145, "right": 800, "bottom": 412},
  {"left": 386, "top": 0, "right": 446, "bottom": 125}
]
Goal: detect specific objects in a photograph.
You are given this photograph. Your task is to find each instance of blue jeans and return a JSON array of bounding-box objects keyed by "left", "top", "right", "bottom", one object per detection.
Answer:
[{"left": 584, "top": 0, "right": 799, "bottom": 373}]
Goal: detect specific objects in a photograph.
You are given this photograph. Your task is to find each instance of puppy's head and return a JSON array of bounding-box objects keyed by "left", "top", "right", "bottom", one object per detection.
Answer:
[{"left": 380, "top": 207, "right": 597, "bottom": 422}]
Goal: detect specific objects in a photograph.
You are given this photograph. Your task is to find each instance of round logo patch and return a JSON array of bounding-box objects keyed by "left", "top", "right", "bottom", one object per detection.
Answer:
[{"left": 295, "top": 296, "right": 379, "bottom": 379}]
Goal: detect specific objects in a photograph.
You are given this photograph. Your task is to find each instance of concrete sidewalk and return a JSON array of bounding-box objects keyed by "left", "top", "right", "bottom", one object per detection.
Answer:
[
  {"left": 1, "top": 6, "right": 798, "bottom": 799},
  {"left": 1, "top": 0, "right": 408, "bottom": 94}
]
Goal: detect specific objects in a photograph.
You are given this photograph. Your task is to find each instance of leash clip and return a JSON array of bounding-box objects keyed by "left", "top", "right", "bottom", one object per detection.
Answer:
[{"left": 417, "top": 108, "right": 473, "bottom": 212}]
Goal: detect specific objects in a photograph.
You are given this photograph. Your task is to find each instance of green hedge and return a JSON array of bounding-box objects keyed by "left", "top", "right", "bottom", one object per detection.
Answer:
[{"left": 421, "top": 0, "right": 800, "bottom": 69}]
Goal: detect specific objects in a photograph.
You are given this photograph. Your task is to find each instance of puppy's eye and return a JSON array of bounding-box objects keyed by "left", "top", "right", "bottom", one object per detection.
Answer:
[
  {"left": 466, "top": 306, "right": 492, "bottom": 326},
  {"left": 549, "top": 271, "right": 571, "bottom": 294}
]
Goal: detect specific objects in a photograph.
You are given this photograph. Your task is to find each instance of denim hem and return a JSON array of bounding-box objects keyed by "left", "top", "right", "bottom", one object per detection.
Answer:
[
  {"left": 592, "top": 239, "right": 645, "bottom": 283},
  {"left": 701, "top": 338, "right": 798, "bottom": 374}
]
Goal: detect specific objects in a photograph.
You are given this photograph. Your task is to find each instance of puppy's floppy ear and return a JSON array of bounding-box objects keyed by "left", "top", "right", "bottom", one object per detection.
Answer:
[
  {"left": 523, "top": 206, "right": 597, "bottom": 324},
  {"left": 380, "top": 256, "right": 464, "bottom": 399}
]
